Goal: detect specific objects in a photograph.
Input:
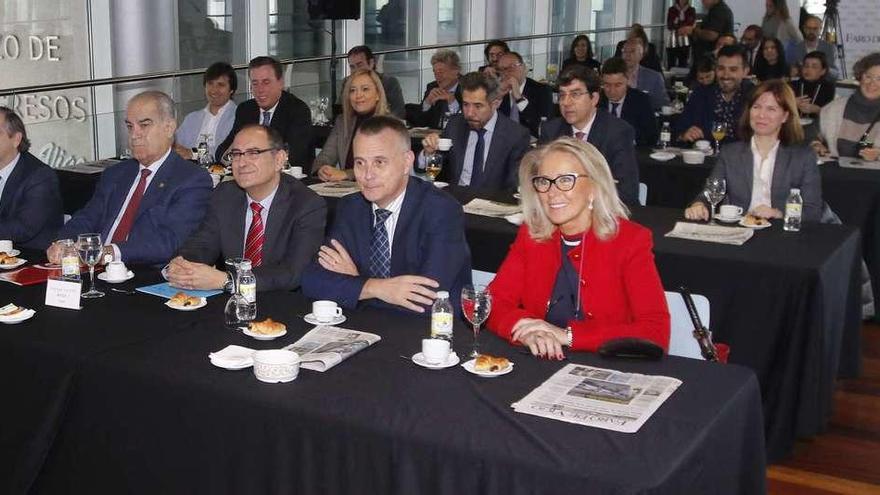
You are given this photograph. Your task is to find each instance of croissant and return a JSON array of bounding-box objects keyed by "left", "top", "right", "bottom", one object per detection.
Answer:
[{"left": 474, "top": 354, "right": 510, "bottom": 372}]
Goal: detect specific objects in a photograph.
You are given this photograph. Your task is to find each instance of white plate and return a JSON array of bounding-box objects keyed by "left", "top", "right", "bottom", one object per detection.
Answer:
[
  {"left": 714, "top": 213, "right": 743, "bottom": 223},
  {"left": 738, "top": 218, "right": 772, "bottom": 230},
  {"left": 241, "top": 327, "right": 288, "bottom": 341},
  {"left": 461, "top": 358, "right": 514, "bottom": 377},
  {"left": 165, "top": 297, "right": 207, "bottom": 311},
  {"left": 432, "top": 181, "right": 449, "bottom": 188},
  {"left": 0, "top": 309, "right": 36, "bottom": 324},
  {"left": 209, "top": 357, "right": 253, "bottom": 370},
  {"left": 800, "top": 117, "right": 814, "bottom": 126},
  {"left": 650, "top": 151, "right": 676, "bottom": 161},
  {"left": 97, "top": 270, "right": 134, "bottom": 283},
  {"left": 0, "top": 249, "right": 21, "bottom": 257},
  {"left": 0, "top": 258, "right": 26, "bottom": 270},
  {"left": 412, "top": 351, "right": 460, "bottom": 369},
  {"left": 303, "top": 313, "right": 346, "bottom": 326}
]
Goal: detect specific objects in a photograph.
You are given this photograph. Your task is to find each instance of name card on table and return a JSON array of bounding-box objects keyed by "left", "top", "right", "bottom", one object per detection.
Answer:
[{"left": 45, "top": 278, "right": 82, "bottom": 310}]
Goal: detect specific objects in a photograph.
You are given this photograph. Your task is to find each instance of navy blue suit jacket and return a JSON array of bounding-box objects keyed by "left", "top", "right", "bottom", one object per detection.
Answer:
[
  {"left": 58, "top": 151, "right": 212, "bottom": 265},
  {"left": 302, "top": 177, "right": 472, "bottom": 315},
  {"left": 599, "top": 88, "right": 659, "bottom": 147},
  {"left": 673, "top": 81, "right": 754, "bottom": 144},
  {"left": 539, "top": 111, "right": 640, "bottom": 206},
  {"left": 0, "top": 152, "right": 63, "bottom": 250}
]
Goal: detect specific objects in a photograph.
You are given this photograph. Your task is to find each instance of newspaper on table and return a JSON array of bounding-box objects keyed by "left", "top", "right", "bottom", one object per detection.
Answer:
[
  {"left": 463, "top": 198, "right": 522, "bottom": 218},
  {"left": 665, "top": 221, "right": 754, "bottom": 245},
  {"left": 308, "top": 180, "right": 361, "bottom": 198},
  {"left": 511, "top": 363, "right": 682, "bottom": 433},
  {"left": 283, "top": 325, "right": 380, "bottom": 372},
  {"left": 60, "top": 159, "right": 121, "bottom": 174},
  {"left": 838, "top": 157, "right": 880, "bottom": 170}
]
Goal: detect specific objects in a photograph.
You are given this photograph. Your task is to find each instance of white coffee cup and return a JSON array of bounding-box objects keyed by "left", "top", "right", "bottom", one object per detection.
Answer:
[
  {"left": 289, "top": 166, "right": 304, "bottom": 177},
  {"left": 253, "top": 349, "right": 300, "bottom": 383},
  {"left": 106, "top": 261, "right": 128, "bottom": 279},
  {"left": 719, "top": 205, "right": 743, "bottom": 219},
  {"left": 695, "top": 140, "right": 712, "bottom": 152},
  {"left": 0, "top": 240, "right": 13, "bottom": 253},
  {"left": 312, "top": 300, "right": 343, "bottom": 323},
  {"left": 422, "top": 338, "right": 451, "bottom": 365},
  {"left": 437, "top": 138, "right": 453, "bottom": 151}
]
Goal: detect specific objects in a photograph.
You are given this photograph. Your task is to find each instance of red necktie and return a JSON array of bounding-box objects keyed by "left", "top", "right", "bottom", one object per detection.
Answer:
[
  {"left": 575, "top": 131, "right": 587, "bottom": 143},
  {"left": 244, "top": 202, "right": 264, "bottom": 267},
  {"left": 112, "top": 169, "right": 151, "bottom": 243}
]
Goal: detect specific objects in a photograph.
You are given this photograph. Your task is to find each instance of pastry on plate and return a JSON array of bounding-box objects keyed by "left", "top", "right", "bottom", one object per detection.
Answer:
[
  {"left": 474, "top": 354, "right": 510, "bottom": 372},
  {"left": 169, "top": 292, "right": 201, "bottom": 307},
  {"left": 0, "top": 252, "right": 20, "bottom": 264},
  {"left": 249, "top": 318, "right": 286, "bottom": 335},
  {"left": 208, "top": 164, "right": 227, "bottom": 175},
  {"left": 742, "top": 214, "right": 769, "bottom": 227}
]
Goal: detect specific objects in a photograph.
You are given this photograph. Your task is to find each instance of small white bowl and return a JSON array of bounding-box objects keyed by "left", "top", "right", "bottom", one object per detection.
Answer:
[
  {"left": 682, "top": 150, "right": 706, "bottom": 164},
  {"left": 253, "top": 349, "right": 300, "bottom": 383}
]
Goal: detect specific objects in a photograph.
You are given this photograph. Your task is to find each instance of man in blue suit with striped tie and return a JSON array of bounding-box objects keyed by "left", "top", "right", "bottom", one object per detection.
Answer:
[{"left": 302, "top": 116, "right": 472, "bottom": 315}]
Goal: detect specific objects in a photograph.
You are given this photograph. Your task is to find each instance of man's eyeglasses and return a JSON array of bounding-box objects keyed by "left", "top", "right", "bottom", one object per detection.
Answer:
[
  {"left": 532, "top": 173, "right": 590, "bottom": 192},
  {"left": 558, "top": 90, "right": 588, "bottom": 102},
  {"left": 223, "top": 147, "right": 280, "bottom": 163}
]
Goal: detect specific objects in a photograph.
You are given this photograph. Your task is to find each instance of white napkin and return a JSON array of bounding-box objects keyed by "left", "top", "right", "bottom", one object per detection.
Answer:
[
  {"left": 463, "top": 199, "right": 522, "bottom": 218},
  {"left": 504, "top": 213, "right": 524, "bottom": 225},
  {"left": 209, "top": 345, "right": 256, "bottom": 368},
  {"left": 665, "top": 222, "right": 754, "bottom": 246},
  {"left": 308, "top": 181, "right": 361, "bottom": 198}
]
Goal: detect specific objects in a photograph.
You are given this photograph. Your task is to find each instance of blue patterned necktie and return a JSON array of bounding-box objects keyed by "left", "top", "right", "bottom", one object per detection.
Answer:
[
  {"left": 469, "top": 128, "right": 487, "bottom": 188},
  {"left": 611, "top": 102, "right": 620, "bottom": 117},
  {"left": 369, "top": 208, "right": 393, "bottom": 278},
  {"left": 261, "top": 111, "right": 272, "bottom": 126}
]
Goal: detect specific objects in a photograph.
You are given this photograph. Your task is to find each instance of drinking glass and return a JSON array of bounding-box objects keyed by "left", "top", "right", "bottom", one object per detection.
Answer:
[
  {"left": 77, "top": 233, "right": 104, "bottom": 298},
  {"left": 461, "top": 284, "right": 492, "bottom": 358},
  {"left": 711, "top": 122, "right": 727, "bottom": 155},
  {"left": 425, "top": 152, "right": 443, "bottom": 182},
  {"left": 703, "top": 178, "right": 727, "bottom": 225},
  {"left": 224, "top": 257, "right": 245, "bottom": 328}
]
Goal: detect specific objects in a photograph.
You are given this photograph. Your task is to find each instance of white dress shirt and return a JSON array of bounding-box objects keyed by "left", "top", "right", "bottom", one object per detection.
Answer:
[
  {"left": 198, "top": 100, "right": 235, "bottom": 154},
  {"left": 0, "top": 153, "right": 21, "bottom": 202},
  {"left": 371, "top": 188, "right": 406, "bottom": 257},
  {"left": 748, "top": 137, "right": 780, "bottom": 213},
  {"left": 608, "top": 94, "right": 626, "bottom": 118},
  {"left": 106, "top": 148, "right": 172, "bottom": 256},
  {"left": 570, "top": 111, "right": 598, "bottom": 141},
  {"left": 458, "top": 112, "right": 499, "bottom": 186},
  {"left": 243, "top": 184, "right": 278, "bottom": 252},
  {"left": 261, "top": 100, "right": 280, "bottom": 126}
]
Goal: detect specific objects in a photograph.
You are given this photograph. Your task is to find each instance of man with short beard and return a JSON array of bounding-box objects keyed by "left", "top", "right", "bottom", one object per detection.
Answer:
[{"left": 787, "top": 15, "right": 839, "bottom": 79}]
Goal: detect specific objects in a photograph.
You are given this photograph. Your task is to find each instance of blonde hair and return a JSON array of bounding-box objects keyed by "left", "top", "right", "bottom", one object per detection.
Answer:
[
  {"left": 519, "top": 137, "right": 629, "bottom": 241},
  {"left": 342, "top": 69, "right": 390, "bottom": 132}
]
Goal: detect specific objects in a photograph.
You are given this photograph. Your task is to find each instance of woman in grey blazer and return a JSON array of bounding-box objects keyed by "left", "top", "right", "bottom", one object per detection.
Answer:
[
  {"left": 685, "top": 79, "right": 823, "bottom": 222},
  {"left": 316, "top": 69, "right": 390, "bottom": 182}
]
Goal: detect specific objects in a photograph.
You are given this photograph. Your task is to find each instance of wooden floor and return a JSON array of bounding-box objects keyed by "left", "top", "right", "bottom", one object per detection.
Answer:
[{"left": 767, "top": 322, "right": 880, "bottom": 494}]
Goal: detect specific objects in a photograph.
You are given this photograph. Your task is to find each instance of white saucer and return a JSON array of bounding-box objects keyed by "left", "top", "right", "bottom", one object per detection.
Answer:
[
  {"left": 97, "top": 270, "right": 134, "bottom": 283},
  {"left": 0, "top": 309, "right": 36, "bottom": 324},
  {"left": 209, "top": 357, "right": 253, "bottom": 370},
  {"left": 303, "top": 313, "right": 346, "bottom": 326},
  {"left": 432, "top": 181, "right": 449, "bottom": 188},
  {"left": 714, "top": 214, "right": 743, "bottom": 223},
  {"left": 241, "top": 327, "right": 288, "bottom": 341},
  {"left": 800, "top": 117, "right": 814, "bottom": 126},
  {"left": 0, "top": 249, "right": 21, "bottom": 257},
  {"left": 738, "top": 218, "right": 772, "bottom": 229},
  {"left": 650, "top": 151, "right": 676, "bottom": 162},
  {"left": 165, "top": 297, "right": 207, "bottom": 311},
  {"left": 0, "top": 258, "right": 26, "bottom": 270},
  {"left": 412, "top": 351, "right": 460, "bottom": 369},
  {"left": 461, "top": 358, "right": 514, "bottom": 377}
]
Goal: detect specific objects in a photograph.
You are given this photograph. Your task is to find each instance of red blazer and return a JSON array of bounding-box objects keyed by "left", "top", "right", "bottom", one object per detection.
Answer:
[{"left": 487, "top": 219, "right": 670, "bottom": 352}]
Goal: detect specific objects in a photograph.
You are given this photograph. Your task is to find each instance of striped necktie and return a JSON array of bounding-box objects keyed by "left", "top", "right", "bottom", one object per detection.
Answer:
[
  {"left": 369, "top": 209, "right": 393, "bottom": 278},
  {"left": 244, "top": 202, "right": 264, "bottom": 267}
]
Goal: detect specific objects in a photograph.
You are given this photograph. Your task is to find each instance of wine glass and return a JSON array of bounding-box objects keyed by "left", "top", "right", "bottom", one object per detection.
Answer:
[
  {"left": 77, "top": 233, "right": 104, "bottom": 298},
  {"left": 711, "top": 122, "right": 727, "bottom": 155},
  {"left": 424, "top": 152, "right": 443, "bottom": 182},
  {"left": 703, "top": 178, "right": 727, "bottom": 225},
  {"left": 461, "top": 284, "right": 492, "bottom": 358}
]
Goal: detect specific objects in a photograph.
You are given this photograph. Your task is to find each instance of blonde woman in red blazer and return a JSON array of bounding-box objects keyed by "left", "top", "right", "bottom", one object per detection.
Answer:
[{"left": 487, "top": 138, "right": 670, "bottom": 359}]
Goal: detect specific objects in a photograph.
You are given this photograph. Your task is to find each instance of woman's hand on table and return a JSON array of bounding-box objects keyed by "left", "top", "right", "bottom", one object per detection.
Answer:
[
  {"left": 512, "top": 318, "right": 567, "bottom": 360},
  {"left": 750, "top": 205, "right": 783, "bottom": 219},
  {"left": 317, "top": 165, "right": 349, "bottom": 182},
  {"left": 811, "top": 140, "right": 830, "bottom": 157},
  {"left": 684, "top": 202, "right": 709, "bottom": 221}
]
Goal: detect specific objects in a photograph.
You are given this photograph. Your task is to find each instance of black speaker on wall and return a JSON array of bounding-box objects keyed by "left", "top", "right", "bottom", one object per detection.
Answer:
[{"left": 308, "top": 0, "right": 360, "bottom": 20}]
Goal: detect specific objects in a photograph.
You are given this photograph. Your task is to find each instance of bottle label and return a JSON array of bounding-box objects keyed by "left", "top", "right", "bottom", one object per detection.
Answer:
[
  {"left": 61, "top": 255, "right": 79, "bottom": 277},
  {"left": 431, "top": 312, "right": 453, "bottom": 337},
  {"left": 240, "top": 283, "right": 256, "bottom": 303},
  {"left": 660, "top": 131, "right": 671, "bottom": 142},
  {"left": 786, "top": 203, "right": 802, "bottom": 217}
]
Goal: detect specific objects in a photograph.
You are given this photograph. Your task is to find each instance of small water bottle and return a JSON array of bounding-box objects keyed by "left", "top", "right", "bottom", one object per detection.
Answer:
[
  {"left": 59, "top": 239, "right": 81, "bottom": 282},
  {"left": 430, "top": 291, "right": 454, "bottom": 342},
  {"left": 538, "top": 116, "right": 548, "bottom": 138},
  {"left": 784, "top": 188, "right": 803, "bottom": 232},
  {"left": 237, "top": 260, "right": 257, "bottom": 322},
  {"left": 660, "top": 122, "right": 671, "bottom": 149},
  {"left": 196, "top": 135, "right": 209, "bottom": 165}
]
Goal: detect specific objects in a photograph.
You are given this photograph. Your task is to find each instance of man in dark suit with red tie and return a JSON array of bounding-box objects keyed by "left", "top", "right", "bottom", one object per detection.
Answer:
[
  {"left": 599, "top": 57, "right": 659, "bottom": 146},
  {"left": 0, "top": 107, "right": 63, "bottom": 250},
  {"left": 166, "top": 125, "right": 326, "bottom": 292},
  {"left": 48, "top": 91, "right": 213, "bottom": 265}
]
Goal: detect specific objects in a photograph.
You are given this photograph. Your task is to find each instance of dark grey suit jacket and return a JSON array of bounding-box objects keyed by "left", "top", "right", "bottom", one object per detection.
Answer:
[
  {"left": 0, "top": 152, "right": 63, "bottom": 250},
  {"left": 697, "top": 141, "right": 823, "bottom": 222},
  {"left": 178, "top": 174, "right": 327, "bottom": 291},
  {"left": 438, "top": 113, "right": 530, "bottom": 192}
]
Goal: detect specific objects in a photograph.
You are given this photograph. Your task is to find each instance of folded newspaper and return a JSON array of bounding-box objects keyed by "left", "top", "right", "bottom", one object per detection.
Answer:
[
  {"left": 463, "top": 198, "right": 522, "bottom": 218},
  {"left": 283, "top": 325, "right": 380, "bottom": 372},
  {"left": 512, "top": 364, "right": 681, "bottom": 433},
  {"left": 308, "top": 181, "right": 361, "bottom": 198},
  {"left": 665, "top": 221, "right": 754, "bottom": 245}
]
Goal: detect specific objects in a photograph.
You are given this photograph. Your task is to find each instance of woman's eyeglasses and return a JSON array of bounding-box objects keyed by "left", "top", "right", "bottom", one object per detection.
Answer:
[{"left": 531, "top": 174, "right": 589, "bottom": 192}]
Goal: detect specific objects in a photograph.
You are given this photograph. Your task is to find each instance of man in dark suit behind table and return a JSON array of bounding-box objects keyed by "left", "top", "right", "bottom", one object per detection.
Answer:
[
  {"left": 599, "top": 57, "right": 659, "bottom": 147},
  {"left": 0, "top": 107, "right": 63, "bottom": 250},
  {"left": 48, "top": 90, "right": 213, "bottom": 266},
  {"left": 302, "top": 116, "right": 472, "bottom": 315},
  {"left": 496, "top": 51, "right": 555, "bottom": 138},
  {"left": 539, "top": 65, "right": 639, "bottom": 206},
  {"left": 420, "top": 71, "right": 530, "bottom": 192},
  {"left": 215, "top": 56, "right": 313, "bottom": 171},
  {"left": 413, "top": 49, "right": 464, "bottom": 129},
  {"left": 167, "top": 125, "right": 326, "bottom": 292}
]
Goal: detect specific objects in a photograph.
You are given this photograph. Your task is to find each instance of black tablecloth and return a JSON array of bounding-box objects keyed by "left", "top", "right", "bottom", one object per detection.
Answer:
[{"left": 1, "top": 278, "right": 765, "bottom": 494}]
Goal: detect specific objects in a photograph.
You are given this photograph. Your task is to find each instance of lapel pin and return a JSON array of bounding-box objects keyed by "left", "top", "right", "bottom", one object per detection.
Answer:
[{"left": 158, "top": 182, "right": 165, "bottom": 189}]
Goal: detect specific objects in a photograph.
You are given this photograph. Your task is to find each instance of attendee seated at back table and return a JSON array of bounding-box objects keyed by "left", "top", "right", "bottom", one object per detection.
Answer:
[
  {"left": 166, "top": 125, "right": 326, "bottom": 292},
  {"left": 692, "top": 56, "right": 717, "bottom": 89},
  {"left": 788, "top": 15, "right": 839, "bottom": 79},
  {"left": 487, "top": 138, "right": 670, "bottom": 358},
  {"left": 599, "top": 57, "right": 659, "bottom": 147},
  {"left": 613, "top": 24, "right": 662, "bottom": 73},
  {"left": 48, "top": 91, "right": 212, "bottom": 265},
  {"left": 790, "top": 51, "right": 835, "bottom": 120},
  {"left": 675, "top": 45, "right": 754, "bottom": 145},
  {"left": 812, "top": 52, "right": 880, "bottom": 161},
  {"left": 712, "top": 33, "right": 737, "bottom": 59},
  {"left": 496, "top": 51, "right": 555, "bottom": 137},
  {"left": 345, "top": 45, "right": 405, "bottom": 119},
  {"left": 479, "top": 39, "right": 510, "bottom": 78},
  {"left": 561, "top": 35, "right": 601, "bottom": 73},
  {"left": 316, "top": 69, "right": 391, "bottom": 182},
  {"left": 685, "top": 79, "right": 822, "bottom": 222},
  {"left": 414, "top": 49, "right": 463, "bottom": 129},
  {"left": 754, "top": 37, "right": 790, "bottom": 81},
  {"left": 539, "top": 66, "right": 640, "bottom": 206},
  {"left": 420, "top": 71, "right": 530, "bottom": 192},
  {"left": 0, "top": 107, "right": 63, "bottom": 250},
  {"left": 302, "top": 116, "right": 472, "bottom": 315},
  {"left": 174, "top": 62, "right": 238, "bottom": 161},
  {"left": 740, "top": 24, "right": 764, "bottom": 71},
  {"left": 215, "top": 56, "right": 313, "bottom": 170},
  {"left": 621, "top": 38, "right": 669, "bottom": 111}
]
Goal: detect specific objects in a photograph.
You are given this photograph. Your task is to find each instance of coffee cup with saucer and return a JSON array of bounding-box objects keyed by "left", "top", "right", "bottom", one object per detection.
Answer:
[
  {"left": 304, "top": 300, "right": 347, "bottom": 325},
  {"left": 412, "top": 338, "right": 459, "bottom": 369},
  {"left": 716, "top": 204, "right": 743, "bottom": 222},
  {"left": 98, "top": 261, "right": 134, "bottom": 283}
]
